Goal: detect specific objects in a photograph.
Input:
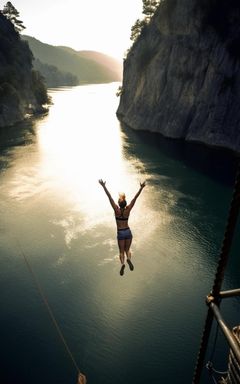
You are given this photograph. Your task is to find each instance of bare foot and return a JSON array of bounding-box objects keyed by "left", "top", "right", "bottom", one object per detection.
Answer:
[
  {"left": 120, "top": 264, "right": 125, "bottom": 276},
  {"left": 127, "top": 259, "right": 134, "bottom": 271}
]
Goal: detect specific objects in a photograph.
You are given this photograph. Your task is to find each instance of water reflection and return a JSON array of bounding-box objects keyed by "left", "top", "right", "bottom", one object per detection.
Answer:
[
  {"left": 35, "top": 84, "right": 165, "bottom": 242},
  {"left": 0, "top": 120, "right": 36, "bottom": 174},
  {"left": 38, "top": 84, "right": 124, "bottom": 209},
  {"left": 120, "top": 125, "right": 238, "bottom": 187},
  {"left": 0, "top": 83, "right": 239, "bottom": 384}
]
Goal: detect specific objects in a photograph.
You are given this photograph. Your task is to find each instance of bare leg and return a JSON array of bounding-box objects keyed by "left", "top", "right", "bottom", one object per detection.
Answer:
[
  {"left": 125, "top": 238, "right": 134, "bottom": 271},
  {"left": 125, "top": 238, "right": 132, "bottom": 259},
  {"left": 118, "top": 239, "right": 126, "bottom": 276},
  {"left": 118, "top": 239, "right": 125, "bottom": 264}
]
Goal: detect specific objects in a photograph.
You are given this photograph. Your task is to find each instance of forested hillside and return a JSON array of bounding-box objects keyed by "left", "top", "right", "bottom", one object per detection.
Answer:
[
  {"left": 23, "top": 35, "right": 122, "bottom": 85},
  {"left": 33, "top": 58, "right": 78, "bottom": 87}
]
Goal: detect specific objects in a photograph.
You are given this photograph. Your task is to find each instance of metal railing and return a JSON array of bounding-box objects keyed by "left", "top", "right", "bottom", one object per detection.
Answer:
[{"left": 192, "top": 161, "right": 240, "bottom": 384}]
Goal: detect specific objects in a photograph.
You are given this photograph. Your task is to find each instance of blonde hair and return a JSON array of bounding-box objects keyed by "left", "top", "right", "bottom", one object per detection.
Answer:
[
  {"left": 118, "top": 192, "right": 126, "bottom": 201},
  {"left": 118, "top": 192, "right": 126, "bottom": 208}
]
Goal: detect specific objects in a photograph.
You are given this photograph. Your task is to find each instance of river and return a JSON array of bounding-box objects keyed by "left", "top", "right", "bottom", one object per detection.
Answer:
[{"left": 0, "top": 83, "right": 239, "bottom": 384}]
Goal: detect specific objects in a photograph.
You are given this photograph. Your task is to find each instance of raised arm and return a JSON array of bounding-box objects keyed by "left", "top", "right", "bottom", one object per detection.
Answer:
[
  {"left": 128, "top": 181, "right": 146, "bottom": 210},
  {"left": 99, "top": 179, "right": 117, "bottom": 211}
]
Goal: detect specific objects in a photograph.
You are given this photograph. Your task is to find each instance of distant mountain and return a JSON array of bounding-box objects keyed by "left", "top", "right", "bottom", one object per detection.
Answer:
[
  {"left": 22, "top": 35, "right": 122, "bottom": 85},
  {"left": 59, "top": 47, "right": 123, "bottom": 80}
]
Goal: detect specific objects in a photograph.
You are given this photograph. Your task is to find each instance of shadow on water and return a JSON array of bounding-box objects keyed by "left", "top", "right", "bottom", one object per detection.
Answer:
[
  {"left": 0, "top": 120, "right": 37, "bottom": 149},
  {"left": 120, "top": 123, "right": 239, "bottom": 187},
  {"left": 0, "top": 119, "right": 37, "bottom": 171}
]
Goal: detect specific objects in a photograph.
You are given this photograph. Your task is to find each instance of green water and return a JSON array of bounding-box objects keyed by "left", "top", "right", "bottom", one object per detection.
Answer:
[{"left": 0, "top": 83, "right": 239, "bottom": 384}]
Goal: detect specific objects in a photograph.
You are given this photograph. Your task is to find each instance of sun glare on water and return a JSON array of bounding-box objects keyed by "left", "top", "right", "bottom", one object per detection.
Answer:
[
  {"left": 37, "top": 84, "right": 145, "bottom": 222},
  {"left": 5, "top": 84, "right": 172, "bottom": 249}
]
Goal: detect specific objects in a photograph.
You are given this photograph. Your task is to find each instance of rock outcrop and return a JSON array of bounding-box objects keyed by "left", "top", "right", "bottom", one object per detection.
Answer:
[
  {"left": 0, "top": 13, "right": 49, "bottom": 128},
  {"left": 117, "top": 0, "right": 240, "bottom": 153}
]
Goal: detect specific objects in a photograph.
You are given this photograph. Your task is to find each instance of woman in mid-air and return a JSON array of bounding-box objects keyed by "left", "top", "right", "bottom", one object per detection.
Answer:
[{"left": 99, "top": 179, "right": 146, "bottom": 276}]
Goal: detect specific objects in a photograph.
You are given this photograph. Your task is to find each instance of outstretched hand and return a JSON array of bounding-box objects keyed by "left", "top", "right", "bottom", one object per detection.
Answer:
[
  {"left": 140, "top": 181, "right": 146, "bottom": 189},
  {"left": 99, "top": 179, "right": 106, "bottom": 187}
]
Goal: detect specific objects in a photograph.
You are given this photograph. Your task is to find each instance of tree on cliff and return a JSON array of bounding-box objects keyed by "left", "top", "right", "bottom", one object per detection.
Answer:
[
  {"left": 130, "top": 18, "right": 147, "bottom": 42},
  {"left": 142, "top": 0, "right": 160, "bottom": 22},
  {"left": 2, "top": 1, "right": 25, "bottom": 32},
  {"left": 130, "top": 0, "right": 160, "bottom": 43},
  {"left": 31, "top": 70, "right": 50, "bottom": 106}
]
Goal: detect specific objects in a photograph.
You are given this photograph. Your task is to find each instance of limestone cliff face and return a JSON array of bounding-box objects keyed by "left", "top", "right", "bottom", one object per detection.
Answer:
[{"left": 117, "top": 0, "right": 240, "bottom": 153}]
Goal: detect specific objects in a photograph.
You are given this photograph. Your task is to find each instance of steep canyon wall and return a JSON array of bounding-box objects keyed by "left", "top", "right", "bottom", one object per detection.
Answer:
[{"left": 117, "top": 0, "right": 240, "bottom": 152}]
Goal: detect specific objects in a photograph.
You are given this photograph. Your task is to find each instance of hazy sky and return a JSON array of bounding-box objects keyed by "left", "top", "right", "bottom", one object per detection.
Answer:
[{"left": 3, "top": 0, "right": 144, "bottom": 60}]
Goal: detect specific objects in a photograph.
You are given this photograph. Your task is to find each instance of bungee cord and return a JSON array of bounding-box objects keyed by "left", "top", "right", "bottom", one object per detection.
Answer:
[{"left": 15, "top": 238, "right": 87, "bottom": 384}]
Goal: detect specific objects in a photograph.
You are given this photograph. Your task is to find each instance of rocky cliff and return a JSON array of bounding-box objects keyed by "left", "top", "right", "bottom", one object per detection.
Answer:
[
  {"left": 117, "top": 0, "right": 240, "bottom": 153},
  {"left": 0, "top": 13, "right": 49, "bottom": 127}
]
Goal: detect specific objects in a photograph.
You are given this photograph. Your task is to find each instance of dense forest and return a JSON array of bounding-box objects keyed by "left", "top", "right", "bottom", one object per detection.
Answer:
[
  {"left": 33, "top": 58, "right": 78, "bottom": 88},
  {"left": 0, "top": 2, "right": 50, "bottom": 127}
]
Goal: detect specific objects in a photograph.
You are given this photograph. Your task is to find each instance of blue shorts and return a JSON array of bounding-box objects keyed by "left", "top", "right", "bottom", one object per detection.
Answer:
[{"left": 117, "top": 228, "right": 133, "bottom": 240}]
